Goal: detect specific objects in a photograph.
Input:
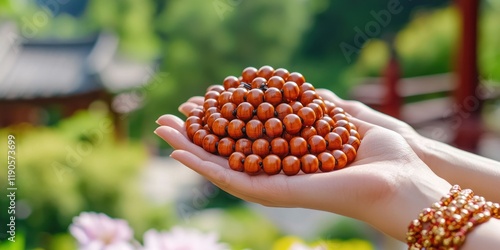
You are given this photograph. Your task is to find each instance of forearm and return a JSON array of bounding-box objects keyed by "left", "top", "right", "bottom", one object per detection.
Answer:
[{"left": 420, "top": 137, "right": 500, "bottom": 203}]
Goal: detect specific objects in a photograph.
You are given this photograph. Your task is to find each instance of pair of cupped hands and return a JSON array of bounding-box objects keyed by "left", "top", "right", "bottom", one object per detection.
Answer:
[{"left": 155, "top": 89, "right": 452, "bottom": 241}]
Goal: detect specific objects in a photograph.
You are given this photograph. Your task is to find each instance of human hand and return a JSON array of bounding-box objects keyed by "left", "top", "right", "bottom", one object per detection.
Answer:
[{"left": 155, "top": 97, "right": 451, "bottom": 241}]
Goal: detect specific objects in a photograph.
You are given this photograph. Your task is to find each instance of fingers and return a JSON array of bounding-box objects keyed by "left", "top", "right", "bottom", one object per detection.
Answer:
[{"left": 178, "top": 96, "right": 204, "bottom": 117}]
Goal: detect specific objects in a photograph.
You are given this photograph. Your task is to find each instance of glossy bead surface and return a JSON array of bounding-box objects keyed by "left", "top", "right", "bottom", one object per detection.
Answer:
[
  {"left": 324, "top": 132, "right": 342, "bottom": 150},
  {"left": 290, "top": 101, "right": 304, "bottom": 114},
  {"left": 299, "top": 82, "right": 315, "bottom": 94},
  {"left": 282, "top": 155, "right": 300, "bottom": 176},
  {"left": 257, "top": 65, "right": 274, "bottom": 80},
  {"left": 256, "top": 102, "right": 275, "bottom": 121},
  {"left": 287, "top": 72, "right": 305, "bottom": 86},
  {"left": 343, "top": 144, "right": 357, "bottom": 163},
  {"left": 247, "top": 88, "right": 265, "bottom": 108},
  {"left": 187, "top": 123, "right": 202, "bottom": 140},
  {"left": 235, "top": 138, "right": 253, "bottom": 155},
  {"left": 227, "top": 119, "right": 245, "bottom": 139},
  {"left": 185, "top": 116, "right": 202, "bottom": 128},
  {"left": 262, "top": 155, "right": 281, "bottom": 175},
  {"left": 333, "top": 113, "right": 348, "bottom": 122},
  {"left": 270, "top": 138, "right": 289, "bottom": 158},
  {"left": 244, "top": 154, "right": 262, "bottom": 175},
  {"left": 264, "top": 118, "right": 283, "bottom": 138},
  {"left": 333, "top": 127, "right": 349, "bottom": 144},
  {"left": 229, "top": 152, "right": 245, "bottom": 172},
  {"left": 314, "top": 119, "right": 331, "bottom": 137},
  {"left": 331, "top": 107, "right": 345, "bottom": 115},
  {"left": 218, "top": 91, "right": 232, "bottom": 106},
  {"left": 299, "top": 90, "right": 318, "bottom": 106},
  {"left": 297, "top": 107, "right": 316, "bottom": 126},
  {"left": 301, "top": 154, "right": 319, "bottom": 174},
  {"left": 275, "top": 103, "right": 293, "bottom": 120},
  {"left": 252, "top": 138, "right": 270, "bottom": 158},
  {"left": 223, "top": 76, "right": 240, "bottom": 90},
  {"left": 245, "top": 119, "right": 264, "bottom": 140},
  {"left": 321, "top": 116, "right": 336, "bottom": 128},
  {"left": 289, "top": 137, "right": 307, "bottom": 157},
  {"left": 251, "top": 77, "right": 267, "bottom": 89},
  {"left": 193, "top": 129, "right": 209, "bottom": 147},
  {"left": 206, "top": 113, "right": 221, "bottom": 130},
  {"left": 333, "top": 149, "right": 348, "bottom": 169},
  {"left": 220, "top": 102, "right": 237, "bottom": 120},
  {"left": 207, "top": 85, "right": 225, "bottom": 93},
  {"left": 348, "top": 135, "right": 361, "bottom": 150},
  {"left": 264, "top": 87, "right": 283, "bottom": 106},
  {"left": 202, "top": 134, "right": 220, "bottom": 154},
  {"left": 300, "top": 126, "right": 317, "bottom": 140},
  {"left": 273, "top": 68, "right": 290, "bottom": 80},
  {"left": 317, "top": 152, "right": 335, "bottom": 172},
  {"left": 307, "top": 103, "right": 324, "bottom": 119},
  {"left": 350, "top": 129, "right": 361, "bottom": 140},
  {"left": 324, "top": 100, "right": 336, "bottom": 114},
  {"left": 267, "top": 76, "right": 285, "bottom": 89},
  {"left": 203, "top": 99, "right": 218, "bottom": 110},
  {"left": 283, "top": 114, "right": 302, "bottom": 134},
  {"left": 282, "top": 81, "right": 300, "bottom": 101},
  {"left": 335, "top": 119, "right": 351, "bottom": 130},
  {"left": 218, "top": 137, "right": 235, "bottom": 157},
  {"left": 188, "top": 107, "right": 204, "bottom": 118},
  {"left": 212, "top": 118, "right": 229, "bottom": 137},
  {"left": 307, "top": 135, "right": 326, "bottom": 154},
  {"left": 236, "top": 102, "right": 254, "bottom": 122},
  {"left": 232, "top": 87, "right": 248, "bottom": 105},
  {"left": 242, "top": 67, "right": 258, "bottom": 83},
  {"left": 204, "top": 90, "right": 220, "bottom": 100}
]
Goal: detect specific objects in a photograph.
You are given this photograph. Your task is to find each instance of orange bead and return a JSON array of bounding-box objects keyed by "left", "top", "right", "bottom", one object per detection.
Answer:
[
  {"left": 335, "top": 119, "right": 351, "bottom": 130},
  {"left": 223, "top": 76, "right": 240, "bottom": 90},
  {"left": 232, "top": 87, "right": 248, "bottom": 105},
  {"left": 349, "top": 122, "right": 357, "bottom": 131},
  {"left": 282, "top": 131, "right": 295, "bottom": 142},
  {"left": 188, "top": 107, "right": 204, "bottom": 118},
  {"left": 282, "top": 155, "right": 300, "bottom": 176},
  {"left": 263, "top": 155, "right": 281, "bottom": 175},
  {"left": 270, "top": 138, "right": 289, "bottom": 158},
  {"left": 298, "top": 90, "right": 318, "bottom": 106},
  {"left": 251, "top": 77, "right": 267, "bottom": 89},
  {"left": 301, "top": 154, "right": 319, "bottom": 174},
  {"left": 307, "top": 103, "right": 324, "bottom": 119},
  {"left": 218, "top": 137, "right": 235, "bottom": 157},
  {"left": 202, "top": 134, "right": 220, "bottom": 154},
  {"left": 220, "top": 102, "right": 237, "bottom": 120},
  {"left": 287, "top": 72, "right": 305, "bottom": 86},
  {"left": 333, "top": 127, "right": 349, "bottom": 144},
  {"left": 185, "top": 116, "right": 202, "bottom": 128},
  {"left": 333, "top": 149, "right": 348, "bottom": 170},
  {"left": 324, "top": 100, "right": 336, "bottom": 114},
  {"left": 204, "top": 90, "right": 220, "bottom": 100},
  {"left": 350, "top": 129, "right": 361, "bottom": 140},
  {"left": 204, "top": 107, "right": 219, "bottom": 121},
  {"left": 333, "top": 113, "right": 348, "bottom": 122},
  {"left": 206, "top": 113, "right": 222, "bottom": 130},
  {"left": 245, "top": 119, "right": 264, "bottom": 140},
  {"left": 299, "top": 82, "right": 315, "bottom": 94},
  {"left": 236, "top": 102, "right": 254, "bottom": 122},
  {"left": 275, "top": 103, "right": 293, "bottom": 120},
  {"left": 256, "top": 102, "right": 275, "bottom": 121},
  {"left": 264, "top": 118, "right": 283, "bottom": 138},
  {"left": 307, "top": 135, "right": 326, "bottom": 154},
  {"left": 203, "top": 99, "right": 218, "bottom": 110},
  {"left": 282, "top": 81, "right": 300, "bottom": 101},
  {"left": 283, "top": 114, "right": 303, "bottom": 135},
  {"left": 244, "top": 154, "right": 262, "bottom": 175},
  {"left": 235, "top": 138, "right": 253, "bottom": 155},
  {"left": 290, "top": 101, "right": 304, "bottom": 114},
  {"left": 324, "top": 132, "right": 342, "bottom": 150},
  {"left": 229, "top": 152, "right": 245, "bottom": 172},
  {"left": 331, "top": 107, "right": 345, "bottom": 115},
  {"left": 314, "top": 119, "right": 331, "bottom": 137},
  {"left": 247, "top": 88, "right": 265, "bottom": 107},
  {"left": 321, "top": 116, "right": 336, "bottom": 128},
  {"left": 348, "top": 135, "right": 361, "bottom": 151},
  {"left": 186, "top": 123, "right": 202, "bottom": 141},
  {"left": 193, "top": 129, "right": 209, "bottom": 147},
  {"left": 252, "top": 138, "right": 270, "bottom": 158},
  {"left": 273, "top": 68, "right": 290, "bottom": 80},
  {"left": 242, "top": 67, "right": 258, "bottom": 83},
  {"left": 267, "top": 76, "right": 285, "bottom": 89},
  {"left": 300, "top": 126, "right": 317, "bottom": 140},
  {"left": 212, "top": 118, "right": 229, "bottom": 137},
  {"left": 317, "top": 152, "right": 335, "bottom": 172},
  {"left": 289, "top": 137, "right": 307, "bottom": 157},
  {"left": 218, "top": 91, "right": 232, "bottom": 106},
  {"left": 342, "top": 144, "right": 357, "bottom": 164},
  {"left": 257, "top": 65, "right": 274, "bottom": 80},
  {"left": 312, "top": 99, "right": 327, "bottom": 114},
  {"left": 297, "top": 107, "right": 316, "bottom": 126},
  {"left": 264, "top": 87, "right": 283, "bottom": 106},
  {"left": 228, "top": 119, "right": 245, "bottom": 139},
  {"left": 207, "top": 85, "right": 224, "bottom": 93}
]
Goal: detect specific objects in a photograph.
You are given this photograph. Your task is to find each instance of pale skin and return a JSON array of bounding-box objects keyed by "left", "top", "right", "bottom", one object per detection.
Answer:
[{"left": 155, "top": 88, "right": 500, "bottom": 248}]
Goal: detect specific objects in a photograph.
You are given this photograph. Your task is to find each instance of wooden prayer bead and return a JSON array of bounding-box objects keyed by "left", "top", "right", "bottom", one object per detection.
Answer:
[
  {"left": 257, "top": 65, "right": 274, "bottom": 80},
  {"left": 256, "top": 102, "right": 275, "bottom": 121},
  {"left": 281, "top": 131, "right": 295, "bottom": 142},
  {"left": 245, "top": 119, "right": 264, "bottom": 140},
  {"left": 350, "top": 129, "right": 361, "bottom": 140},
  {"left": 206, "top": 113, "right": 222, "bottom": 130},
  {"left": 236, "top": 102, "right": 254, "bottom": 122},
  {"left": 244, "top": 154, "right": 262, "bottom": 175},
  {"left": 331, "top": 107, "right": 345, "bottom": 115},
  {"left": 212, "top": 118, "right": 229, "bottom": 137},
  {"left": 220, "top": 102, "right": 237, "bottom": 120},
  {"left": 342, "top": 144, "right": 357, "bottom": 164},
  {"left": 324, "top": 132, "right": 342, "bottom": 150},
  {"left": 314, "top": 119, "right": 331, "bottom": 137},
  {"left": 264, "top": 87, "right": 283, "bottom": 106},
  {"left": 300, "top": 126, "right": 317, "bottom": 140},
  {"left": 229, "top": 152, "right": 245, "bottom": 172},
  {"left": 275, "top": 103, "right": 293, "bottom": 120},
  {"left": 307, "top": 135, "right": 327, "bottom": 154},
  {"left": 348, "top": 135, "right": 361, "bottom": 151},
  {"left": 267, "top": 76, "right": 285, "bottom": 89},
  {"left": 301, "top": 154, "right": 319, "bottom": 174},
  {"left": 324, "top": 100, "right": 336, "bottom": 114},
  {"left": 228, "top": 119, "right": 245, "bottom": 139},
  {"left": 207, "top": 85, "right": 225, "bottom": 93},
  {"left": 273, "top": 68, "right": 290, "bottom": 80},
  {"left": 235, "top": 138, "right": 253, "bottom": 155},
  {"left": 307, "top": 103, "right": 324, "bottom": 119},
  {"left": 252, "top": 138, "right": 270, "bottom": 158},
  {"left": 202, "top": 134, "right": 220, "bottom": 154},
  {"left": 289, "top": 137, "right": 308, "bottom": 157},
  {"left": 232, "top": 87, "right": 248, "bottom": 105},
  {"left": 187, "top": 123, "right": 202, "bottom": 141},
  {"left": 290, "top": 101, "right": 304, "bottom": 114},
  {"left": 204, "top": 90, "right": 220, "bottom": 100},
  {"left": 335, "top": 119, "right": 351, "bottom": 131},
  {"left": 270, "top": 137, "right": 289, "bottom": 158},
  {"left": 264, "top": 118, "right": 283, "bottom": 138},
  {"left": 282, "top": 155, "right": 301, "bottom": 176},
  {"left": 299, "top": 82, "right": 315, "bottom": 94},
  {"left": 298, "top": 90, "right": 318, "bottom": 106},
  {"left": 297, "top": 107, "right": 316, "bottom": 126},
  {"left": 282, "top": 81, "right": 300, "bottom": 101},
  {"left": 333, "top": 113, "right": 348, "bottom": 122},
  {"left": 203, "top": 99, "right": 218, "bottom": 110},
  {"left": 242, "top": 67, "right": 258, "bottom": 83},
  {"left": 263, "top": 155, "right": 281, "bottom": 175},
  {"left": 287, "top": 72, "right": 305, "bottom": 86},
  {"left": 349, "top": 122, "right": 357, "bottom": 131},
  {"left": 218, "top": 137, "right": 235, "bottom": 157},
  {"left": 218, "top": 91, "right": 233, "bottom": 106},
  {"left": 223, "top": 76, "right": 240, "bottom": 90},
  {"left": 333, "top": 149, "right": 348, "bottom": 169},
  {"left": 317, "top": 152, "right": 335, "bottom": 172},
  {"left": 188, "top": 107, "right": 204, "bottom": 118},
  {"left": 185, "top": 116, "right": 202, "bottom": 128},
  {"left": 193, "top": 129, "right": 209, "bottom": 147},
  {"left": 283, "top": 114, "right": 302, "bottom": 134},
  {"left": 204, "top": 107, "right": 219, "bottom": 121},
  {"left": 247, "top": 88, "right": 265, "bottom": 108},
  {"left": 333, "top": 126, "right": 349, "bottom": 144},
  {"left": 251, "top": 77, "right": 267, "bottom": 89},
  {"left": 312, "top": 99, "right": 327, "bottom": 114},
  {"left": 321, "top": 116, "right": 336, "bottom": 128}
]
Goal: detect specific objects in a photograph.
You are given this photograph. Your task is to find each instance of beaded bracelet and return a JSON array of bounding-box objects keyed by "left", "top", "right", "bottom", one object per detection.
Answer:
[{"left": 407, "top": 185, "right": 500, "bottom": 249}]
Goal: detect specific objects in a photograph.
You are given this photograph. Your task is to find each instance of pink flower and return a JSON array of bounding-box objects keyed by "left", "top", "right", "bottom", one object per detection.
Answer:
[
  {"left": 142, "top": 227, "right": 229, "bottom": 250},
  {"left": 69, "top": 212, "right": 135, "bottom": 250}
]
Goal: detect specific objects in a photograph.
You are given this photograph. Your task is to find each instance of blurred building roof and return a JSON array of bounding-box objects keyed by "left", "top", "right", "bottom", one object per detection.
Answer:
[{"left": 0, "top": 22, "right": 155, "bottom": 101}]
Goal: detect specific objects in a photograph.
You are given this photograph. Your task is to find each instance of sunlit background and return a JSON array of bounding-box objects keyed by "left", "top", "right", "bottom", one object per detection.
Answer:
[{"left": 1, "top": 0, "right": 500, "bottom": 249}]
